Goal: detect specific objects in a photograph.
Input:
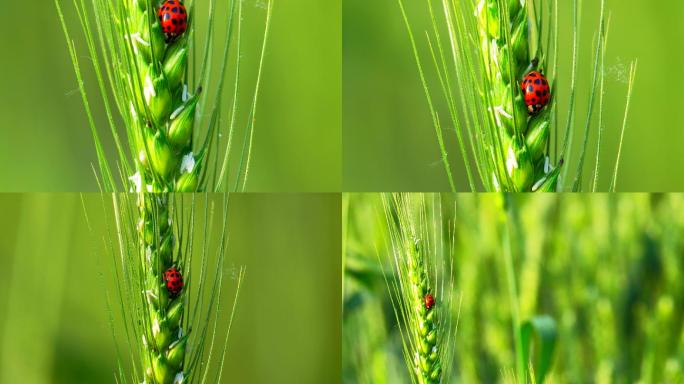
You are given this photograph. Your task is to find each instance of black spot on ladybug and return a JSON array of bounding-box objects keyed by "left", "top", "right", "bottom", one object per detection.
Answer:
[
  {"left": 527, "top": 86, "right": 533, "bottom": 92},
  {"left": 531, "top": 98, "right": 537, "bottom": 103},
  {"left": 172, "top": 18, "right": 178, "bottom": 25},
  {"left": 536, "top": 91, "right": 542, "bottom": 97},
  {"left": 534, "top": 79, "right": 541, "bottom": 85},
  {"left": 542, "top": 79, "right": 548, "bottom": 86},
  {"left": 172, "top": 7, "right": 178, "bottom": 12}
]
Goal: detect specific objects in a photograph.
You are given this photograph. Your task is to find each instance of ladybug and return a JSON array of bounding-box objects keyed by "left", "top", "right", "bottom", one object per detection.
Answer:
[
  {"left": 158, "top": 0, "right": 188, "bottom": 39},
  {"left": 424, "top": 293, "right": 435, "bottom": 310},
  {"left": 164, "top": 266, "right": 184, "bottom": 297},
  {"left": 521, "top": 71, "right": 551, "bottom": 114}
]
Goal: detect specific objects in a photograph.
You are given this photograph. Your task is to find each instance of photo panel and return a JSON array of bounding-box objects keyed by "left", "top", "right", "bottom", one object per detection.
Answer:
[{"left": 344, "top": 193, "right": 684, "bottom": 382}]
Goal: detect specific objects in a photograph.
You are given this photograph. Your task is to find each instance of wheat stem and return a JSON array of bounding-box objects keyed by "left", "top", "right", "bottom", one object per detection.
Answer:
[{"left": 502, "top": 194, "right": 524, "bottom": 383}]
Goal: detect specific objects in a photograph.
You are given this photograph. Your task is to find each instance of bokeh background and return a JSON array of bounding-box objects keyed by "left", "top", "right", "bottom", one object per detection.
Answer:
[
  {"left": 0, "top": 193, "right": 340, "bottom": 383},
  {"left": 343, "top": 0, "right": 684, "bottom": 191},
  {"left": 344, "top": 193, "right": 684, "bottom": 383},
  {"left": 0, "top": 0, "right": 340, "bottom": 192}
]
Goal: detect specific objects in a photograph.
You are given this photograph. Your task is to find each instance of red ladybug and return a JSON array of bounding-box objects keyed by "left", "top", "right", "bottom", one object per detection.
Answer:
[
  {"left": 158, "top": 0, "right": 188, "bottom": 38},
  {"left": 164, "top": 267, "right": 184, "bottom": 297},
  {"left": 521, "top": 71, "right": 551, "bottom": 114},
  {"left": 424, "top": 293, "right": 435, "bottom": 310}
]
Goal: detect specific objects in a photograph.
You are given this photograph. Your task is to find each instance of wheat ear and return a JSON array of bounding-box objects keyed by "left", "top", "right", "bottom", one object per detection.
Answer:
[
  {"left": 56, "top": 0, "right": 273, "bottom": 192},
  {"left": 399, "top": 0, "right": 636, "bottom": 191},
  {"left": 475, "top": 0, "right": 559, "bottom": 191},
  {"left": 381, "top": 194, "right": 456, "bottom": 383},
  {"left": 137, "top": 193, "right": 185, "bottom": 383},
  {"left": 124, "top": 0, "right": 199, "bottom": 192},
  {"left": 104, "top": 193, "right": 243, "bottom": 384}
]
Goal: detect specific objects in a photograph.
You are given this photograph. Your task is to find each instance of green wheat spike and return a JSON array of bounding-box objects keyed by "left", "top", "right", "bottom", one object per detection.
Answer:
[
  {"left": 381, "top": 194, "right": 457, "bottom": 383},
  {"left": 56, "top": 0, "right": 273, "bottom": 193},
  {"left": 101, "top": 193, "right": 243, "bottom": 384},
  {"left": 398, "top": 0, "right": 637, "bottom": 191}
]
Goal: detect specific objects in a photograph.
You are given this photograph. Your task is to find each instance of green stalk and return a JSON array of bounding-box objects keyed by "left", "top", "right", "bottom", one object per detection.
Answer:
[{"left": 502, "top": 194, "right": 524, "bottom": 382}]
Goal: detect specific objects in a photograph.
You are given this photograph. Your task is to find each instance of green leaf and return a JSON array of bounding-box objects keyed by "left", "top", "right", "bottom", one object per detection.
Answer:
[{"left": 520, "top": 315, "right": 558, "bottom": 384}]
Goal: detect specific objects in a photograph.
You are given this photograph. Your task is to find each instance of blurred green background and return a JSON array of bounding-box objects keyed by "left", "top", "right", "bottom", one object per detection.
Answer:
[
  {"left": 344, "top": 193, "right": 684, "bottom": 383},
  {"left": 0, "top": 193, "right": 340, "bottom": 383},
  {"left": 0, "top": 0, "right": 340, "bottom": 192},
  {"left": 343, "top": 0, "right": 684, "bottom": 191}
]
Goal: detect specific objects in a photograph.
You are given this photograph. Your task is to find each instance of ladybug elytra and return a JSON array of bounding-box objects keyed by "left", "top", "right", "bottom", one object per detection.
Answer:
[
  {"left": 424, "top": 293, "right": 435, "bottom": 310},
  {"left": 164, "top": 266, "right": 184, "bottom": 297},
  {"left": 521, "top": 71, "right": 551, "bottom": 114},
  {"left": 158, "top": 0, "right": 188, "bottom": 38}
]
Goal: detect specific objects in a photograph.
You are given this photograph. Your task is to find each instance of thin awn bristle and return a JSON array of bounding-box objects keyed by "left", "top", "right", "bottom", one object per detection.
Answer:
[
  {"left": 572, "top": 0, "right": 606, "bottom": 191},
  {"left": 610, "top": 60, "right": 638, "bottom": 192}
]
